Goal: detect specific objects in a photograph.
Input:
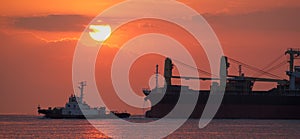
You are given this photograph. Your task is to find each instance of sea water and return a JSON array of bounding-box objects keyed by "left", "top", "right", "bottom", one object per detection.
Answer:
[{"left": 0, "top": 115, "right": 300, "bottom": 138}]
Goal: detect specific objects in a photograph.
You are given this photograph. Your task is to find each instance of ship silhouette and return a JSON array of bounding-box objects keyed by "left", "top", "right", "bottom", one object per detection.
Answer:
[
  {"left": 144, "top": 48, "right": 300, "bottom": 119},
  {"left": 38, "top": 81, "right": 130, "bottom": 119}
]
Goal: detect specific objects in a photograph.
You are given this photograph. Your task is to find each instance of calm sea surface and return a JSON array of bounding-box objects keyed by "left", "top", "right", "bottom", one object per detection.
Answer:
[{"left": 0, "top": 115, "right": 300, "bottom": 139}]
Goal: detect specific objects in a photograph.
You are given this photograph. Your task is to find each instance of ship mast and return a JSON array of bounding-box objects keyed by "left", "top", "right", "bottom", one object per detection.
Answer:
[
  {"left": 238, "top": 65, "right": 243, "bottom": 76},
  {"left": 164, "top": 58, "right": 173, "bottom": 86},
  {"left": 155, "top": 64, "right": 159, "bottom": 89},
  {"left": 78, "top": 81, "right": 87, "bottom": 103}
]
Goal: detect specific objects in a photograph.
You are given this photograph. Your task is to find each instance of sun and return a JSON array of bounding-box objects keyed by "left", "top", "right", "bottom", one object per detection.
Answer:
[{"left": 89, "top": 25, "right": 112, "bottom": 42}]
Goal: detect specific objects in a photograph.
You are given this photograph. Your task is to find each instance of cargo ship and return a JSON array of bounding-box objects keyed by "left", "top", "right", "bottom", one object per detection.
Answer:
[
  {"left": 144, "top": 48, "right": 300, "bottom": 119},
  {"left": 38, "top": 82, "right": 130, "bottom": 119}
]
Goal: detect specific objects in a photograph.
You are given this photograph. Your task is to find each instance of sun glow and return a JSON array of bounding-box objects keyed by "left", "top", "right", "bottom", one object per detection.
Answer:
[{"left": 89, "top": 25, "right": 111, "bottom": 42}]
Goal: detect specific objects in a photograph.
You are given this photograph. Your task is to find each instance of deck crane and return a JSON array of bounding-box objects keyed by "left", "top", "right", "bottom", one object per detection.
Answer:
[
  {"left": 285, "top": 48, "right": 300, "bottom": 90},
  {"left": 162, "top": 49, "right": 300, "bottom": 93}
]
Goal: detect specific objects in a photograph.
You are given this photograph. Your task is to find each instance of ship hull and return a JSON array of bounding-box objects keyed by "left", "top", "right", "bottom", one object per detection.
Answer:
[
  {"left": 38, "top": 109, "right": 130, "bottom": 119},
  {"left": 145, "top": 90, "right": 300, "bottom": 119}
]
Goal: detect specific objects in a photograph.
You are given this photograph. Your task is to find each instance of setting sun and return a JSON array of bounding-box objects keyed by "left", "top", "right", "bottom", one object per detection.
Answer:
[{"left": 89, "top": 24, "right": 111, "bottom": 42}]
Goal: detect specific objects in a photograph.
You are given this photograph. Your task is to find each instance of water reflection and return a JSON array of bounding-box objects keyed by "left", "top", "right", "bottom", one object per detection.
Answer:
[{"left": 1, "top": 115, "right": 300, "bottom": 138}]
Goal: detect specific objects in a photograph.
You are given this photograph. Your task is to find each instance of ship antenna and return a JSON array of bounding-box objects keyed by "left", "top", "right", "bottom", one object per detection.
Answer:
[
  {"left": 156, "top": 64, "right": 159, "bottom": 89},
  {"left": 78, "top": 81, "right": 87, "bottom": 103},
  {"left": 238, "top": 65, "right": 243, "bottom": 76}
]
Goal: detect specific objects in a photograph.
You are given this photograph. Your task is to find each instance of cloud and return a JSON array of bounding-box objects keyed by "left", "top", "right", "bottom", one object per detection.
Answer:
[
  {"left": 12, "top": 14, "right": 92, "bottom": 32},
  {"left": 204, "top": 7, "right": 300, "bottom": 32},
  {"left": 6, "top": 6, "right": 299, "bottom": 34}
]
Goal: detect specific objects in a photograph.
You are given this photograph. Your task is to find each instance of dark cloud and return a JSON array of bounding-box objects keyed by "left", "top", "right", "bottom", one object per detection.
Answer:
[
  {"left": 12, "top": 14, "right": 92, "bottom": 32},
  {"left": 2, "top": 6, "right": 300, "bottom": 33},
  {"left": 204, "top": 7, "right": 300, "bottom": 32}
]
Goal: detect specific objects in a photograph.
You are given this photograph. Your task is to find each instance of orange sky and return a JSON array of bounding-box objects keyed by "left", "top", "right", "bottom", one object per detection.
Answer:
[{"left": 0, "top": 0, "right": 300, "bottom": 114}]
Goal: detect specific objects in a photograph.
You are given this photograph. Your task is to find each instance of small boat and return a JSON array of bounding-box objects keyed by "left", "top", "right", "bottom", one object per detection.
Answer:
[{"left": 37, "top": 81, "right": 130, "bottom": 119}]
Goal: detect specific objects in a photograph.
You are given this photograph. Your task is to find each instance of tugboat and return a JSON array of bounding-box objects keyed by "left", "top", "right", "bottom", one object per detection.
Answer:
[{"left": 38, "top": 81, "right": 130, "bottom": 119}]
